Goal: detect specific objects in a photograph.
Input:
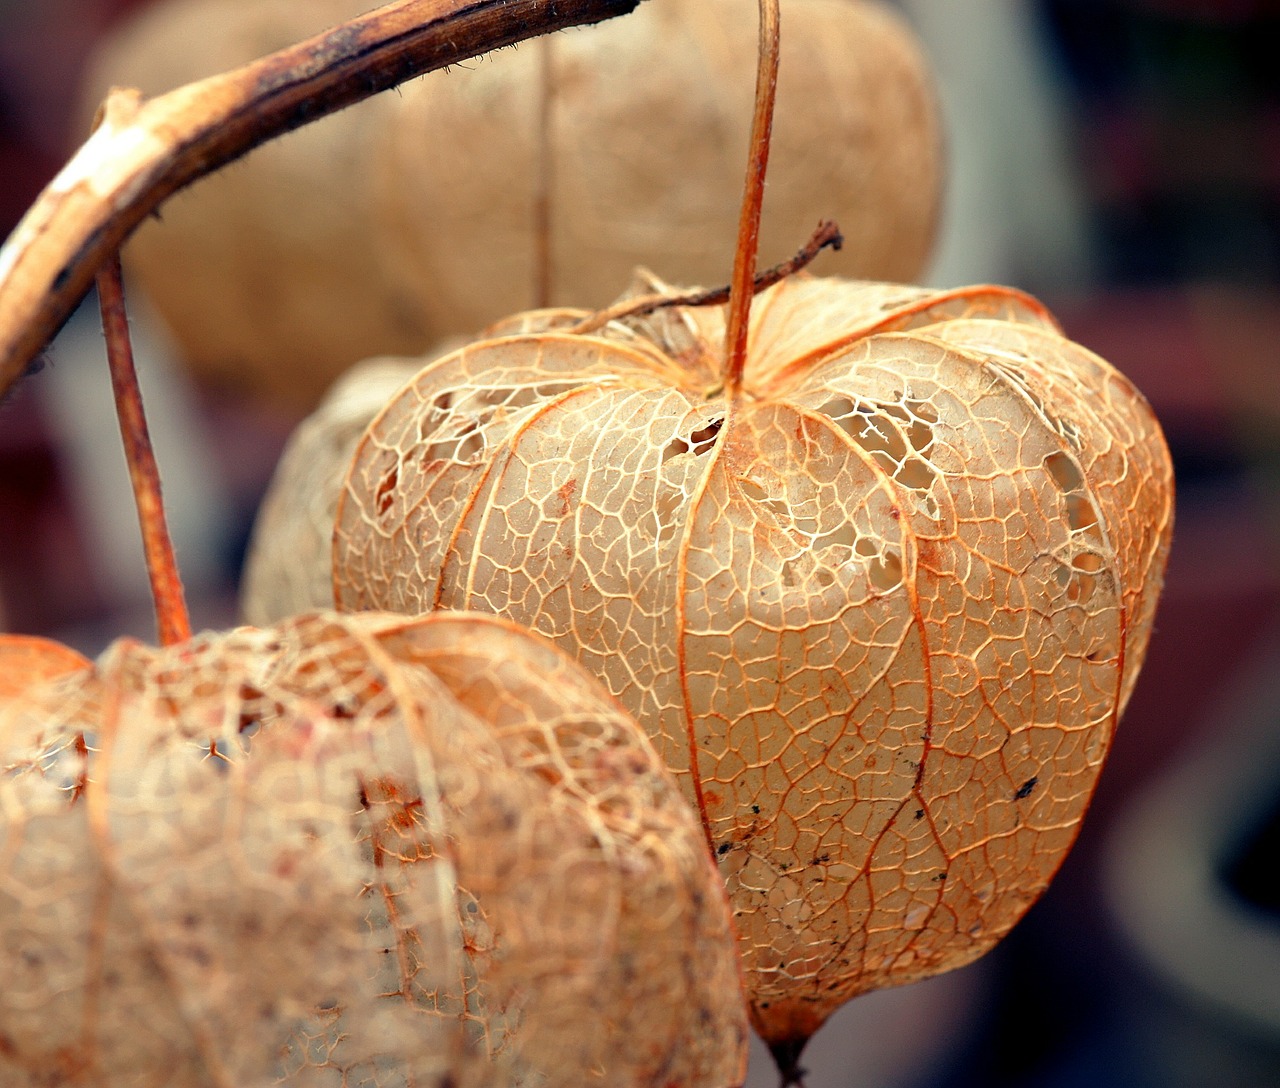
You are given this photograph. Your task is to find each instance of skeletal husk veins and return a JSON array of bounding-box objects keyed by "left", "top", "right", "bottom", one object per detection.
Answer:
[
  {"left": 0, "top": 609, "right": 747, "bottom": 1086},
  {"left": 330, "top": 272, "right": 1175, "bottom": 1046},
  {"left": 239, "top": 329, "right": 511, "bottom": 627}
]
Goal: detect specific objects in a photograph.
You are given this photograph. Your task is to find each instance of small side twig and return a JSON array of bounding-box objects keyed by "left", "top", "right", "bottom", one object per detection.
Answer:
[
  {"left": 96, "top": 256, "right": 191, "bottom": 648},
  {"left": 0, "top": 0, "right": 645, "bottom": 403},
  {"left": 570, "top": 219, "right": 842, "bottom": 335}
]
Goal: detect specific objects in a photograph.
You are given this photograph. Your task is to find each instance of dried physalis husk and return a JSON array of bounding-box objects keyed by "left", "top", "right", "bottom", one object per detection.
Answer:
[
  {"left": 0, "top": 610, "right": 747, "bottom": 1086},
  {"left": 374, "top": 0, "right": 941, "bottom": 336},
  {"left": 77, "top": 0, "right": 428, "bottom": 410},
  {"left": 332, "top": 273, "right": 1175, "bottom": 1049}
]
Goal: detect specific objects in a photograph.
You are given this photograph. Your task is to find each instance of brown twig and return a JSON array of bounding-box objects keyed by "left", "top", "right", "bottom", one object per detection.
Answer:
[
  {"left": 96, "top": 255, "right": 191, "bottom": 648},
  {"left": 0, "top": 0, "right": 644, "bottom": 403},
  {"left": 570, "top": 219, "right": 841, "bottom": 335},
  {"left": 723, "top": 0, "right": 781, "bottom": 397},
  {"left": 769, "top": 1038, "right": 810, "bottom": 1088}
]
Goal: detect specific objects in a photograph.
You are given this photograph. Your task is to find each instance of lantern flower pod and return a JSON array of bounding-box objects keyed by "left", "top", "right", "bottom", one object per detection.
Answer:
[
  {"left": 331, "top": 273, "right": 1175, "bottom": 1049},
  {"left": 0, "top": 610, "right": 747, "bottom": 1087},
  {"left": 240, "top": 324, "right": 541, "bottom": 627}
]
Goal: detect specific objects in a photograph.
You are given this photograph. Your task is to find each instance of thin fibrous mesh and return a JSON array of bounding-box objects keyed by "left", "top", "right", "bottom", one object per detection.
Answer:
[
  {"left": 0, "top": 610, "right": 747, "bottom": 1086},
  {"left": 328, "top": 273, "right": 1175, "bottom": 1045},
  {"left": 241, "top": 358, "right": 421, "bottom": 625}
]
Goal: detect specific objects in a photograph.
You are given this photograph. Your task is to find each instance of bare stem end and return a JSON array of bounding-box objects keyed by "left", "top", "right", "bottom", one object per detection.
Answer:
[
  {"left": 570, "top": 219, "right": 841, "bottom": 335},
  {"left": 767, "top": 1035, "right": 811, "bottom": 1088}
]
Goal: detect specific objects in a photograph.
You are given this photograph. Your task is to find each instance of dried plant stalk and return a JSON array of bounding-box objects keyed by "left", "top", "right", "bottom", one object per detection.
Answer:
[
  {"left": 331, "top": 273, "right": 1175, "bottom": 1049},
  {"left": 97, "top": 253, "right": 191, "bottom": 646},
  {"left": 0, "top": 610, "right": 747, "bottom": 1086}
]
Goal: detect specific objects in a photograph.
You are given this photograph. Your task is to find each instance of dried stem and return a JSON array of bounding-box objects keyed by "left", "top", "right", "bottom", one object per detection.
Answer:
[
  {"left": 96, "top": 255, "right": 191, "bottom": 647},
  {"left": 571, "top": 219, "right": 842, "bottom": 335},
  {"left": 533, "top": 35, "right": 556, "bottom": 309},
  {"left": 0, "top": 0, "right": 645, "bottom": 402},
  {"left": 769, "top": 1037, "right": 809, "bottom": 1088},
  {"left": 722, "top": 0, "right": 781, "bottom": 398}
]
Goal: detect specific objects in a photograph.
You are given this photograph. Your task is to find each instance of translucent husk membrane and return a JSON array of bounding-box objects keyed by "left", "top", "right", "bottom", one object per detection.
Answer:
[
  {"left": 319, "top": 273, "right": 1175, "bottom": 1044},
  {"left": 0, "top": 635, "right": 91, "bottom": 699},
  {"left": 0, "top": 609, "right": 748, "bottom": 1086}
]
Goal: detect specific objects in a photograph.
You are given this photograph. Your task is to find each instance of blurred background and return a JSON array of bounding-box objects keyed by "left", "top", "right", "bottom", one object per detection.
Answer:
[{"left": 2, "top": 0, "right": 1279, "bottom": 1085}]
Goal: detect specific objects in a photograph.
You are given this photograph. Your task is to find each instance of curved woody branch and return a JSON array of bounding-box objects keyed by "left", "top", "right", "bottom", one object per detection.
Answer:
[{"left": 0, "top": 0, "right": 644, "bottom": 402}]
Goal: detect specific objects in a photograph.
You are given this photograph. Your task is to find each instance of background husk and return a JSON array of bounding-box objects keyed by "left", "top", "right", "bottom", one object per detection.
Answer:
[{"left": 373, "top": 0, "right": 941, "bottom": 335}]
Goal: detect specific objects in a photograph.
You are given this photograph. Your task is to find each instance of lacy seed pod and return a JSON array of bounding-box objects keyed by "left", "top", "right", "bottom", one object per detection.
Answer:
[
  {"left": 241, "top": 357, "right": 420, "bottom": 625},
  {"left": 241, "top": 321, "right": 550, "bottom": 626},
  {"left": 0, "top": 610, "right": 747, "bottom": 1086},
  {"left": 332, "top": 274, "right": 1175, "bottom": 1049}
]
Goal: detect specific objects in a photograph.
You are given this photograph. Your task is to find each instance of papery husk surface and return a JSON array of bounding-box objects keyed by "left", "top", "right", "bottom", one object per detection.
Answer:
[
  {"left": 241, "top": 357, "right": 422, "bottom": 625},
  {"left": 374, "top": 0, "right": 941, "bottom": 335},
  {"left": 332, "top": 273, "right": 1175, "bottom": 1045},
  {"left": 0, "top": 609, "right": 747, "bottom": 1086},
  {"left": 240, "top": 329, "right": 515, "bottom": 626}
]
